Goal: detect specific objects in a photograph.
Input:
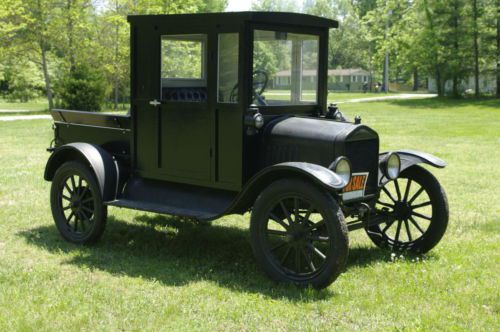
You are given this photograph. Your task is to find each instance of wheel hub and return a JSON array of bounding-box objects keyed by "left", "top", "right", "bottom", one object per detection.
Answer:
[
  {"left": 393, "top": 201, "right": 411, "bottom": 220},
  {"left": 70, "top": 193, "right": 81, "bottom": 212}
]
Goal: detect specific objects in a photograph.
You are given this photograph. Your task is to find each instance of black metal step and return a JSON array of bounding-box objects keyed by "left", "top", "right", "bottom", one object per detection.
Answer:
[{"left": 106, "top": 177, "right": 237, "bottom": 220}]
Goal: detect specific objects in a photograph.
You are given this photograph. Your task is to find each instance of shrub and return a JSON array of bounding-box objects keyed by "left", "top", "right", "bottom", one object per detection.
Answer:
[{"left": 57, "top": 64, "right": 106, "bottom": 112}]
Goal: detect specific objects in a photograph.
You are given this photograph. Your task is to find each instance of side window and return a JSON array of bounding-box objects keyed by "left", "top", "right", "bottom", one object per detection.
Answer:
[
  {"left": 217, "top": 33, "right": 239, "bottom": 103},
  {"left": 161, "top": 34, "right": 207, "bottom": 102}
]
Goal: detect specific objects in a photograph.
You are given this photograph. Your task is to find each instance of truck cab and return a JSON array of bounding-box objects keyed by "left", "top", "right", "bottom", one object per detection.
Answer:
[{"left": 44, "top": 12, "right": 449, "bottom": 289}]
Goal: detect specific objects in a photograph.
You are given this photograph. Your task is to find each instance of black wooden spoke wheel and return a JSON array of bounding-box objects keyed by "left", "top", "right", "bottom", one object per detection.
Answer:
[
  {"left": 367, "top": 165, "right": 448, "bottom": 253},
  {"left": 50, "top": 161, "right": 107, "bottom": 244},
  {"left": 250, "top": 179, "right": 348, "bottom": 289}
]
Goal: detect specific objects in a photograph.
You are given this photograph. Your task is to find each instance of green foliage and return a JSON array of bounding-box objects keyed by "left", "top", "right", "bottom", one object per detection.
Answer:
[
  {"left": 0, "top": 61, "right": 44, "bottom": 102},
  {"left": 56, "top": 64, "right": 106, "bottom": 112}
]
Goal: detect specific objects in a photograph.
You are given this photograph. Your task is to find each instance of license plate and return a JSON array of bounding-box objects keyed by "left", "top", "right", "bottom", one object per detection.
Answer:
[{"left": 342, "top": 172, "right": 369, "bottom": 201}]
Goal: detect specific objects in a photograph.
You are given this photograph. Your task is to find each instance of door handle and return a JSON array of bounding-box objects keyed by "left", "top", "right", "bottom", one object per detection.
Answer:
[{"left": 149, "top": 99, "right": 161, "bottom": 107}]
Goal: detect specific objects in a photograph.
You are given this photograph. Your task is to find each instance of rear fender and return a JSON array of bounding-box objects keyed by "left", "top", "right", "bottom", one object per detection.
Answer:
[
  {"left": 229, "top": 162, "right": 347, "bottom": 214},
  {"left": 379, "top": 149, "right": 446, "bottom": 185},
  {"left": 44, "top": 143, "right": 120, "bottom": 201}
]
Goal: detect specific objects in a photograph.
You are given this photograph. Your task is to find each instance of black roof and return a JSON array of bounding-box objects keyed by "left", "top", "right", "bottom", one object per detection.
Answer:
[{"left": 127, "top": 11, "right": 339, "bottom": 29}]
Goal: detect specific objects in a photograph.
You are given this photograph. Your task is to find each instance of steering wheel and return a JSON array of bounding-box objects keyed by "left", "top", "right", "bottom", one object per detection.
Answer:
[
  {"left": 229, "top": 70, "right": 269, "bottom": 105},
  {"left": 252, "top": 70, "right": 268, "bottom": 96}
]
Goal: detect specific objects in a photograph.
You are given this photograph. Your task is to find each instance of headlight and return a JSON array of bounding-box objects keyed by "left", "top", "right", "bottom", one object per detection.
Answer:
[
  {"left": 381, "top": 152, "right": 401, "bottom": 180},
  {"left": 329, "top": 156, "right": 352, "bottom": 186}
]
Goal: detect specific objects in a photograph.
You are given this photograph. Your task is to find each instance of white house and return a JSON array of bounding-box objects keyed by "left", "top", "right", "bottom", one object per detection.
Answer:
[{"left": 428, "top": 73, "right": 497, "bottom": 95}]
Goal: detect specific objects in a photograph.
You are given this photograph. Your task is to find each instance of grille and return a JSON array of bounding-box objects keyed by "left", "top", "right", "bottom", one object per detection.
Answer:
[{"left": 344, "top": 139, "right": 379, "bottom": 195}]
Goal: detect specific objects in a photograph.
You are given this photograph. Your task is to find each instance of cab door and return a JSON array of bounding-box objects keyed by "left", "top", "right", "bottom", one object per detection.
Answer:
[{"left": 157, "top": 33, "right": 211, "bottom": 182}]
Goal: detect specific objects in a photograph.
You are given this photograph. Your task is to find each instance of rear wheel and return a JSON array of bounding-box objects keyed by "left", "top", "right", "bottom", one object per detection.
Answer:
[
  {"left": 50, "top": 161, "right": 107, "bottom": 244},
  {"left": 250, "top": 179, "right": 348, "bottom": 289},
  {"left": 367, "top": 165, "right": 448, "bottom": 253}
]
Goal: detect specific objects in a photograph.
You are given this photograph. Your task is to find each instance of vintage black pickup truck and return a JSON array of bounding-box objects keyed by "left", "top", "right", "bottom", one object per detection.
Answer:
[{"left": 44, "top": 12, "right": 448, "bottom": 289}]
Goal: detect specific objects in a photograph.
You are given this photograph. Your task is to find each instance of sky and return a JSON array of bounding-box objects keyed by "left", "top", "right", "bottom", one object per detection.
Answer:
[
  {"left": 225, "top": 0, "right": 306, "bottom": 12},
  {"left": 225, "top": 0, "right": 252, "bottom": 11}
]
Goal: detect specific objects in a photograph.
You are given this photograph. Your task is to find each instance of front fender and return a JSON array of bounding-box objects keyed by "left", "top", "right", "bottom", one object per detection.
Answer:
[
  {"left": 379, "top": 149, "right": 446, "bottom": 185},
  {"left": 44, "top": 143, "right": 119, "bottom": 201},
  {"left": 228, "top": 162, "right": 346, "bottom": 214}
]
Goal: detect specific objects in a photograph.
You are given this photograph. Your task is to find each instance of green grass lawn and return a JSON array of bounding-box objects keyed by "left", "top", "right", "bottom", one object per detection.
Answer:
[
  {"left": 264, "top": 90, "right": 402, "bottom": 103},
  {"left": 0, "top": 98, "right": 498, "bottom": 330},
  {"left": 0, "top": 98, "right": 48, "bottom": 113}
]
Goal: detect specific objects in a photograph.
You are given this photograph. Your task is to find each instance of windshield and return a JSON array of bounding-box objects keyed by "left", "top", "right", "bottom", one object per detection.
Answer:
[{"left": 252, "top": 30, "right": 319, "bottom": 106}]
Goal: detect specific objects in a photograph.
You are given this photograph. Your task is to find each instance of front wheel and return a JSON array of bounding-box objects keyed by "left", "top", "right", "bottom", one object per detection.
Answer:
[
  {"left": 250, "top": 179, "right": 349, "bottom": 289},
  {"left": 50, "top": 161, "right": 108, "bottom": 244},
  {"left": 367, "top": 165, "right": 448, "bottom": 253}
]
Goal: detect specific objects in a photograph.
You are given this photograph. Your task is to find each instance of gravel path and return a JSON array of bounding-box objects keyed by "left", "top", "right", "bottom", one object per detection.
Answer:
[{"left": 0, "top": 94, "right": 437, "bottom": 122}]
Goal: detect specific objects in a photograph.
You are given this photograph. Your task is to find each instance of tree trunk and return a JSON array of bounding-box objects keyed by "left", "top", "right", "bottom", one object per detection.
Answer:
[
  {"left": 66, "top": 0, "right": 76, "bottom": 72},
  {"left": 436, "top": 67, "right": 443, "bottom": 97},
  {"left": 114, "top": 79, "right": 119, "bottom": 110},
  {"left": 452, "top": 0, "right": 460, "bottom": 98},
  {"left": 473, "top": 0, "right": 480, "bottom": 98},
  {"left": 497, "top": 0, "right": 500, "bottom": 98},
  {"left": 40, "top": 45, "right": 53, "bottom": 110},
  {"left": 413, "top": 68, "right": 419, "bottom": 91},
  {"left": 113, "top": 21, "right": 119, "bottom": 110}
]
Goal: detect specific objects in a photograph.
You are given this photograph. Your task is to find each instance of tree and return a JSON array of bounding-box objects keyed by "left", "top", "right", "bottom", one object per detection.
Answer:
[
  {"left": 57, "top": 63, "right": 106, "bottom": 111},
  {"left": 0, "top": 0, "right": 61, "bottom": 109}
]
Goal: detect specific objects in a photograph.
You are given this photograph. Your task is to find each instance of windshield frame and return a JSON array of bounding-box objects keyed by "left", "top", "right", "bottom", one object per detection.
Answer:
[{"left": 248, "top": 24, "right": 328, "bottom": 114}]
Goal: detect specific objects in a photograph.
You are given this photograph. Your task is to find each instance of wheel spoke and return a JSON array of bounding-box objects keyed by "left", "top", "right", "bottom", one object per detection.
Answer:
[
  {"left": 78, "top": 211, "right": 87, "bottom": 232},
  {"left": 408, "top": 187, "right": 425, "bottom": 204},
  {"left": 279, "top": 201, "right": 294, "bottom": 225},
  {"left": 412, "top": 211, "right": 432, "bottom": 221},
  {"left": 295, "top": 246, "right": 301, "bottom": 272},
  {"left": 269, "top": 213, "right": 289, "bottom": 230},
  {"left": 394, "top": 220, "right": 402, "bottom": 243},
  {"left": 394, "top": 180, "right": 402, "bottom": 201},
  {"left": 270, "top": 241, "right": 288, "bottom": 252},
  {"left": 310, "top": 219, "right": 325, "bottom": 230},
  {"left": 404, "top": 219, "right": 412, "bottom": 241},
  {"left": 308, "top": 235, "right": 330, "bottom": 242},
  {"left": 403, "top": 179, "right": 412, "bottom": 202},
  {"left": 301, "top": 247, "right": 316, "bottom": 272},
  {"left": 409, "top": 216, "right": 425, "bottom": 234},
  {"left": 81, "top": 197, "right": 94, "bottom": 204},
  {"left": 307, "top": 243, "right": 326, "bottom": 260},
  {"left": 74, "top": 215, "right": 79, "bottom": 232},
  {"left": 382, "top": 187, "right": 397, "bottom": 203},
  {"left": 293, "top": 197, "right": 299, "bottom": 223},
  {"left": 63, "top": 205, "right": 71, "bottom": 211},
  {"left": 78, "top": 186, "right": 89, "bottom": 200},
  {"left": 62, "top": 194, "right": 72, "bottom": 201},
  {"left": 280, "top": 245, "right": 292, "bottom": 264},
  {"left": 377, "top": 200, "right": 394, "bottom": 209},
  {"left": 67, "top": 211, "right": 75, "bottom": 225},
  {"left": 267, "top": 229, "right": 288, "bottom": 237},
  {"left": 70, "top": 175, "right": 77, "bottom": 192},
  {"left": 81, "top": 205, "right": 94, "bottom": 214},
  {"left": 412, "top": 201, "right": 431, "bottom": 209},
  {"left": 382, "top": 219, "right": 396, "bottom": 233},
  {"left": 64, "top": 182, "right": 72, "bottom": 195},
  {"left": 78, "top": 176, "right": 82, "bottom": 190},
  {"left": 303, "top": 204, "right": 313, "bottom": 222}
]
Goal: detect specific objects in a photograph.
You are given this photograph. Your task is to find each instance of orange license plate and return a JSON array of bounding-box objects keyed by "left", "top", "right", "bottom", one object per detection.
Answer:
[{"left": 342, "top": 172, "right": 369, "bottom": 201}]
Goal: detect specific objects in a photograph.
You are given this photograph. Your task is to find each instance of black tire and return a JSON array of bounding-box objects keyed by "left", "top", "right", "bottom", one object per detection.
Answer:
[
  {"left": 250, "top": 178, "right": 349, "bottom": 289},
  {"left": 367, "top": 165, "right": 448, "bottom": 253},
  {"left": 50, "top": 161, "right": 107, "bottom": 244}
]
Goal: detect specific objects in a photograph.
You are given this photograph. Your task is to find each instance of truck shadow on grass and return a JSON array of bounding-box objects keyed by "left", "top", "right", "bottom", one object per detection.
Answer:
[{"left": 19, "top": 214, "right": 396, "bottom": 301}]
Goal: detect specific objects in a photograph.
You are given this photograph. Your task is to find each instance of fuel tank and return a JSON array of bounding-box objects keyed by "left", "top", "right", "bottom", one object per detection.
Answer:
[{"left": 260, "top": 115, "right": 380, "bottom": 196}]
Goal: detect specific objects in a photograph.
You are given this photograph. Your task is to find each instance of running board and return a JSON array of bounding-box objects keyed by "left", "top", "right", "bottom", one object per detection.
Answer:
[{"left": 106, "top": 177, "right": 237, "bottom": 220}]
